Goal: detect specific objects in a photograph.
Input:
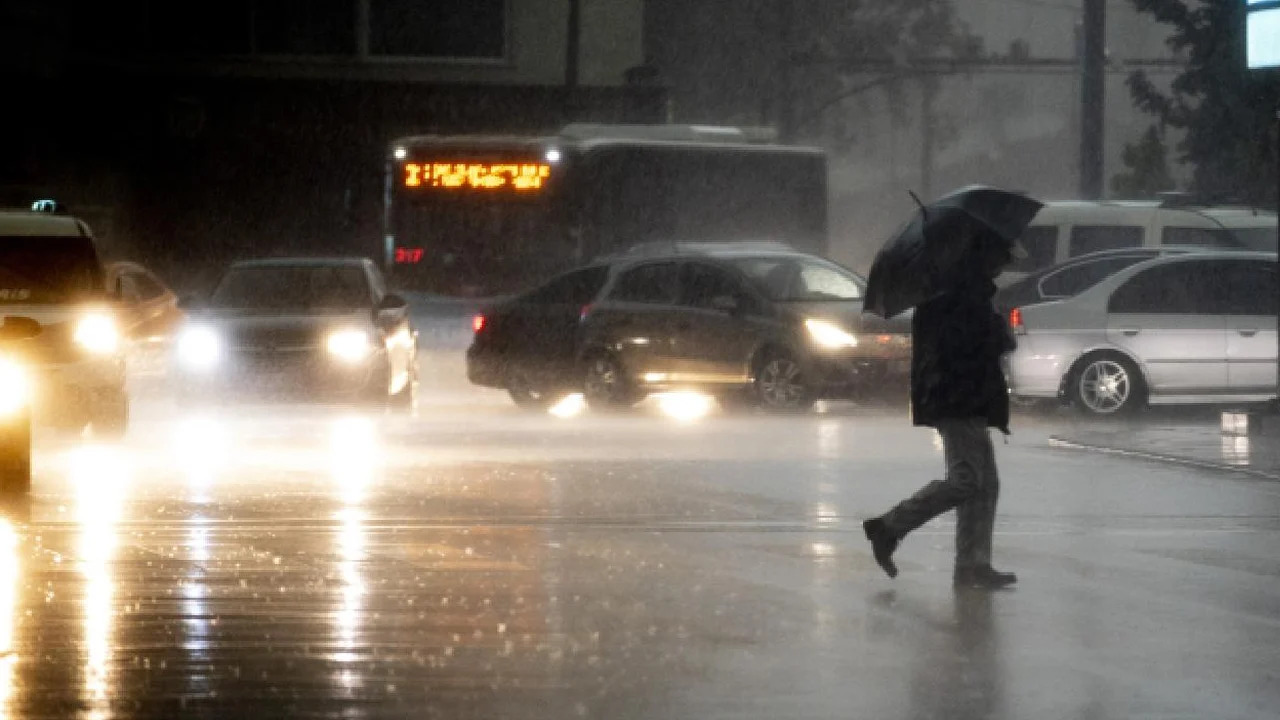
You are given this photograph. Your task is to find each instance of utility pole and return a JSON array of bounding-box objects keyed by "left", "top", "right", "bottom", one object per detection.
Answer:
[
  {"left": 1079, "top": 0, "right": 1106, "bottom": 199},
  {"left": 920, "top": 77, "right": 937, "bottom": 200},
  {"left": 565, "top": 0, "right": 581, "bottom": 90},
  {"left": 775, "top": 0, "right": 796, "bottom": 142}
]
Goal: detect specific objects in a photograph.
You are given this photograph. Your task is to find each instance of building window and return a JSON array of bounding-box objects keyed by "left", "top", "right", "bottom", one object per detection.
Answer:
[
  {"left": 369, "top": 0, "right": 506, "bottom": 59},
  {"left": 145, "top": 1, "right": 254, "bottom": 56},
  {"left": 254, "top": 0, "right": 356, "bottom": 56}
]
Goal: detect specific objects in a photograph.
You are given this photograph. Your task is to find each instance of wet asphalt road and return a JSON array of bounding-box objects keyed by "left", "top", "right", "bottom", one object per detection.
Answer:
[{"left": 5, "top": 372, "right": 1280, "bottom": 719}]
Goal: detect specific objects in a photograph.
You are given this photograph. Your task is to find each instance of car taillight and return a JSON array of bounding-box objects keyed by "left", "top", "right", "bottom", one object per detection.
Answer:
[
  {"left": 472, "top": 314, "right": 486, "bottom": 333},
  {"left": 579, "top": 304, "right": 592, "bottom": 322},
  {"left": 1009, "top": 307, "right": 1025, "bottom": 335}
]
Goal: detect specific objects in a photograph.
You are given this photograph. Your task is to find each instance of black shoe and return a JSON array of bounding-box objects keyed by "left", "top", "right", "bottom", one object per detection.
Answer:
[
  {"left": 863, "top": 518, "right": 899, "bottom": 578},
  {"left": 954, "top": 565, "right": 1017, "bottom": 590}
]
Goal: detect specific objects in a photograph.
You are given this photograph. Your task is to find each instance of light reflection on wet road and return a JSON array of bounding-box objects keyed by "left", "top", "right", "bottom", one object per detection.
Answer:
[{"left": 1, "top": 394, "right": 1278, "bottom": 718}]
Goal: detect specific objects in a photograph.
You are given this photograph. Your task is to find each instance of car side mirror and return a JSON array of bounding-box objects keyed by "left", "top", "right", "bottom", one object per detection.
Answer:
[
  {"left": 377, "top": 293, "right": 408, "bottom": 312},
  {"left": 710, "top": 294, "right": 741, "bottom": 314},
  {"left": 0, "top": 316, "right": 42, "bottom": 342},
  {"left": 374, "top": 293, "right": 408, "bottom": 327}
]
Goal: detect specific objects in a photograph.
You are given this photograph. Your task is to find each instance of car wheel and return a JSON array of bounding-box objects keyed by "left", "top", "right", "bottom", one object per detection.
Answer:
[
  {"left": 89, "top": 389, "right": 129, "bottom": 439},
  {"left": 506, "top": 369, "right": 554, "bottom": 411},
  {"left": 754, "top": 351, "right": 815, "bottom": 413},
  {"left": 1071, "top": 355, "right": 1143, "bottom": 416},
  {"left": 582, "top": 354, "right": 639, "bottom": 411},
  {"left": 0, "top": 409, "right": 31, "bottom": 494}
]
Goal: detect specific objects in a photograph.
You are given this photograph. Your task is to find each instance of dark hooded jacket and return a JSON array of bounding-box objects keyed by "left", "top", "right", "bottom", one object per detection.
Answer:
[{"left": 910, "top": 277, "right": 1014, "bottom": 433}]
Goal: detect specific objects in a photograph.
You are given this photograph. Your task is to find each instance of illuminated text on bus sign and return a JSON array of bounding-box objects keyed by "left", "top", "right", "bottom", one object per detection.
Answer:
[{"left": 403, "top": 162, "right": 551, "bottom": 191}]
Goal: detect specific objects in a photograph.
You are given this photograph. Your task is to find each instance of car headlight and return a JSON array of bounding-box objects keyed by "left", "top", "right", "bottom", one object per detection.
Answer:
[
  {"left": 74, "top": 314, "right": 119, "bottom": 355},
  {"left": 0, "top": 358, "right": 30, "bottom": 417},
  {"left": 805, "top": 318, "right": 859, "bottom": 349},
  {"left": 327, "top": 330, "right": 372, "bottom": 363},
  {"left": 177, "top": 327, "right": 222, "bottom": 371}
]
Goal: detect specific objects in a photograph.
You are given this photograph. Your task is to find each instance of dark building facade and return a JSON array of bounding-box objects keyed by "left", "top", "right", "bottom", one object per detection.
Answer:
[{"left": 2, "top": 1, "right": 664, "bottom": 287}]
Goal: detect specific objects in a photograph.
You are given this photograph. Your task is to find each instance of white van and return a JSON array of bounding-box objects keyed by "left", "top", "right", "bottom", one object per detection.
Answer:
[
  {"left": 1003, "top": 199, "right": 1278, "bottom": 283},
  {"left": 0, "top": 204, "right": 128, "bottom": 436}
]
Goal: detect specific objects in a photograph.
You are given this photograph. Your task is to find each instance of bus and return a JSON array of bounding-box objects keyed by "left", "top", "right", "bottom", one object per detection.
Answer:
[{"left": 383, "top": 123, "right": 828, "bottom": 297}]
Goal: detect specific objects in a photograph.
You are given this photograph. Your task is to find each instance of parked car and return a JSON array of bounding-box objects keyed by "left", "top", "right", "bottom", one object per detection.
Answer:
[
  {"left": 0, "top": 203, "right": 129, "bottom": 437},
  {"left": 1006, "top": 251, "right": 1277, "bottom": 415},
  {"left": 173, "top": 257, "right": 417, "bottom": 405},
  {"left": 1003, "top": 197, "right": 1277, "bottom": 283},
  {"left": 467, "top": 243, "right": 912, "bottom": 412},
  {"left": 993, "top": 247, "right": 1205, "bottom": 317}
]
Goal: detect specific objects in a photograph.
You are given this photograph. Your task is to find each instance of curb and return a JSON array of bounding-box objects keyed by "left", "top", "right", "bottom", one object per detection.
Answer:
[{"left": 1047, "top": 436, "right": 1280, "bottom": 482}]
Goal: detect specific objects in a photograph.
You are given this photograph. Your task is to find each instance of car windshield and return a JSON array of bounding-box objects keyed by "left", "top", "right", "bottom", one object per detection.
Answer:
[
  {"left": 0, "top": 235, "right": 105, "bottom": 303},
  {"left": 211, "top": 264, "right": 371, "bottom": 311},
  {"left": 727, "top": 256, "right": 863, "bottom": 301}
]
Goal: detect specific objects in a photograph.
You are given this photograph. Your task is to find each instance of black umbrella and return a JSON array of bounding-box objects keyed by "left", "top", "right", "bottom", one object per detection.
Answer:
[{"left": 863, "top": 185, "right": 1043, "bottom": 319}]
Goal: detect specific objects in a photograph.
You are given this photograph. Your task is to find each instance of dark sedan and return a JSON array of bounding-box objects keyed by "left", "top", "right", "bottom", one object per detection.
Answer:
[
  {"left": 173, "top": 258, "right": 417, "bottom": 405},
  {"left": 467, "top": 244, "right": 911, "bottom": 412}
]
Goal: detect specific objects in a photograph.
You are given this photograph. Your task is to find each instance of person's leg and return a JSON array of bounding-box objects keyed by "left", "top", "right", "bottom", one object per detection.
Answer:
[
  {"left": 954, "top": 422, "right": 998, "bottom": 570},
  {"left": 865, "top": 418, "right": 986, "bottom": 577},
  {"left": 881, "top": 418, "right": 985, "bottom": 537},
  {"left": 953, "top": 428, "right": 1016, "bottom": 588}
]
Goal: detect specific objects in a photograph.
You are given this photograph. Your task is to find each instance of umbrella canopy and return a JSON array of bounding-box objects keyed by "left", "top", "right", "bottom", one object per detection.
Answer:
[{"left": 863, "top": 186, "right": 1042, "bottom": 319}]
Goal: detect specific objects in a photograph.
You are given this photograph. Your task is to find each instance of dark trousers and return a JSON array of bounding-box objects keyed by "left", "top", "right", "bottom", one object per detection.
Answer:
[{"left": 881, "top": 417, "right": 999, "bottom": 570}]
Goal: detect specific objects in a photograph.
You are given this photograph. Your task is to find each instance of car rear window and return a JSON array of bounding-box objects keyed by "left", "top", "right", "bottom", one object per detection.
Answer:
[
  {"left": 522, "top": 266, "right": 609, "bottom": 305},
  {"left": 0, "top": 235, "right": 105, "bottom": 303},
  {"left": 1227, "top": 227, "right": 1278, "bottom": 251},
  {"left": 1160, "top": 226, "right": 1240, "bottom": 249},
  {"left": 610, "top": 262, "right": 680, "bottom": 304},
  {"left": 1069, "top": 225, "right": 1143, "bottom": 256},
  {"left": 1010, "top": 226, "right": 1058, "bottom": 272}
]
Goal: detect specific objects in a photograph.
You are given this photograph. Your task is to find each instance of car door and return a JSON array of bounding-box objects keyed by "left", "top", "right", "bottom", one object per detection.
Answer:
[
  {"left": 670, "top": 262, "right": 760, "bottom": 385},
  {"left": 1105, "top": 261, "right": 1227, "bottom": 397},
  {"left": 1219, "top": 260, "right": 1278, "bottom": 395},
  {"left": 587, "top": 261, "right": 681, "bottom": 380}
]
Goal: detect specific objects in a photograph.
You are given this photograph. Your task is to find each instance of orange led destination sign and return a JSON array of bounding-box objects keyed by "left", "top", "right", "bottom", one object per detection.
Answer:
[{"left": 403, "top": 161, "right": 551, "bottom": 191}]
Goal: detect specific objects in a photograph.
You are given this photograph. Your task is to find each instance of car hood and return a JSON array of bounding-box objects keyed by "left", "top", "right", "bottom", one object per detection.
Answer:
[
  {"left": 188, "top": 311, "right": 374, "bottom": 349},
  {"left": 782, "top": 301, "right": 912, "bottom": 334}
]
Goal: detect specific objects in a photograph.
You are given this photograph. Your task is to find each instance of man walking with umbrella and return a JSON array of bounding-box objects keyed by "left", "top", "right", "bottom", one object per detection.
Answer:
[{"left": 860, "top": 186, "right": 1041, "bottom": 590}]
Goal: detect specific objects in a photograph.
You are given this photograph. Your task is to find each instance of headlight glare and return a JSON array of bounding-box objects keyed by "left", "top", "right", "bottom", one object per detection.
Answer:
[
  {"left": 0, "top": 358, "right": 30, "bottom": 416},
  {"left": 805, "top": 318, "right": 858, "bottom": 349},
  {"left": 177, "top": 327, "right": 222, "bottom": 371},
  {"left": 74, "top": 314, "right": 119, "bottom": 355},
  {"left": 327, "top": 330, "right": 372, "bottom": 363}
]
